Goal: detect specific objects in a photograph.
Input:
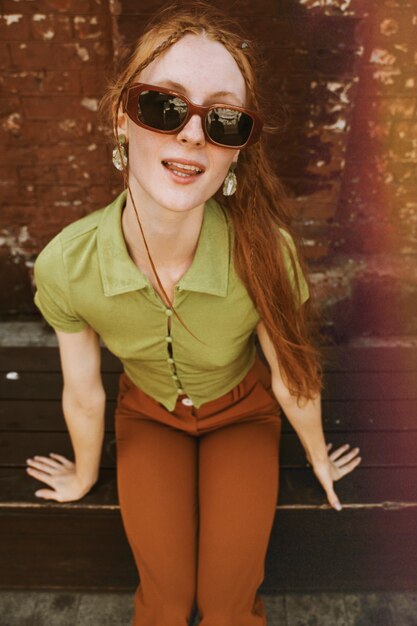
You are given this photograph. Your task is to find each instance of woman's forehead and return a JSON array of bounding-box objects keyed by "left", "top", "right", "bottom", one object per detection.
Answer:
[{"left": 138, "top": 33, "right": 247, "bottom": 104}]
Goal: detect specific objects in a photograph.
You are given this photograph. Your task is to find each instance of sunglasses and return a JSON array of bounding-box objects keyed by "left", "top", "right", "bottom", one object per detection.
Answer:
[{"left": 122, "top": 83, "right": 263, "bottom": 149}]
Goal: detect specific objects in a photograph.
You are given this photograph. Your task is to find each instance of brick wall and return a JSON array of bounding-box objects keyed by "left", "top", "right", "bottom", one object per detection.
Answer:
[
  {"left": 0, "top": 0, "right": 120, "bottom": 313},
  {"left": 1, "top": 0, "right": 416, "bottom": 342}
]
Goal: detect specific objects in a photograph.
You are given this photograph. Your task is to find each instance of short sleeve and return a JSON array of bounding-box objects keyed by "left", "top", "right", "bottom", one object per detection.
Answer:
[
  {"left": 278, "top": 228, "right": 310, "bottom": 307},
  {"left": 33, "top": 234, "right": 88, "bottom": 333}
]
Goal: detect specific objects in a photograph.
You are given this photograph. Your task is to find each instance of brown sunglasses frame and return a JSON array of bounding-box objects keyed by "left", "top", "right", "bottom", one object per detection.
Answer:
[{"left": 122, "top": 82, "right": 264, "bottom": 149}]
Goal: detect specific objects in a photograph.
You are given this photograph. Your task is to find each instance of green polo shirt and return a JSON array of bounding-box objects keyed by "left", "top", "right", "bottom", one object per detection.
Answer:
[{"left": 33, "top": 190, "right": 309, "bottom": 411}]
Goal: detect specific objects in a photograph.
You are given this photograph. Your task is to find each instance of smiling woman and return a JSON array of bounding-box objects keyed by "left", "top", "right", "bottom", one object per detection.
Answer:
[{"left": 29, "top": 2, "right": 361, "bottom": 625}]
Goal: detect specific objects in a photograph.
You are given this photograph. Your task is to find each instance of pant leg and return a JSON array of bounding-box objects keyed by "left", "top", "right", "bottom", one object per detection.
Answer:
[
  {"left": 115, "top": 414, "right": 199, "bottom": 626},
  {"left": 197, "top": 414, "right": 282, "bottom": 626}
]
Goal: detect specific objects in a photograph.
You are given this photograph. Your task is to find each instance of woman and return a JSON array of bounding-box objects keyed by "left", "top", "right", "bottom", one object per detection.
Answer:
[{"left": 26, "top": 2, "right": 361, "bottom": 624}]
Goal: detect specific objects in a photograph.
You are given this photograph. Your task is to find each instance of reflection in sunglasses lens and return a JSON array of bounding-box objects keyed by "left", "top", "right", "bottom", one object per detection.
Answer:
[
  {"left": 136, "top": 89, "right": 254, "bottom": 146},
  {"left": 207, "top": 108, "right": 253, "bottom": 146},
  {"left": 138, "top": 91, "right": 187, "bottom": 131}
]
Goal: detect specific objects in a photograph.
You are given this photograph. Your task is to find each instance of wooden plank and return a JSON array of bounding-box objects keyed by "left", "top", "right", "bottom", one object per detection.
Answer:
[
  {"left": 322, "top": 372, "right": 417, "bottom": 400},
  {"left": 1, "top": 398, "right": 416, "bottom": 433},
  {"left": 1, "top": 430, "right": 415, "bottom": 468},
  {"left": 319, "top": 347, "right": 417, "bottom": 373},
  {"left": 0, "top": 347, "right": 122, "bottom": 373},
  {"left": 0, "top": 510, "right": 138, "bottom": 590},
  {"left": 1, "top": 467, "right": 416, "bottom": 507},
  {"left": 0, "top": 400, "right": 117, "bottom": 432},
  {"left": 0, "top": 508, "right": 415, "bottom": 591},
  {"left": 264, "top": 508, "right": 417, "bottom": 592}
]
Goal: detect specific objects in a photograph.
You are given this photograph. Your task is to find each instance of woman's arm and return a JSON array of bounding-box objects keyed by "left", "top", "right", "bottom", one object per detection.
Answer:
[
  {"left": 26, "top": 325, "right": 106, "bottom": 502},
  {"left": 256, "top": 320, "right": 361, "bottom": 511}
]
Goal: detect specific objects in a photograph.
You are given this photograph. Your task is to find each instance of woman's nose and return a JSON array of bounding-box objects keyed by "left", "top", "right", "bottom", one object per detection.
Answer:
[{"left": 176, "top": 114, "right": 206, "bottom": 147}]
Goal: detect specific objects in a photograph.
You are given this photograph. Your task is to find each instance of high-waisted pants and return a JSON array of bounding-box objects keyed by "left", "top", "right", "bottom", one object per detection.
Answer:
[{"left": 114, "top": 355, "right": 283, "bottom": 626}]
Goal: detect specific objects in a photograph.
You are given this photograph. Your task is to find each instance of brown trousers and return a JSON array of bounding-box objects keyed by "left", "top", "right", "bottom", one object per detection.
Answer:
[{"left": 115, "top": 355, "right": 283, "bottom": 626}]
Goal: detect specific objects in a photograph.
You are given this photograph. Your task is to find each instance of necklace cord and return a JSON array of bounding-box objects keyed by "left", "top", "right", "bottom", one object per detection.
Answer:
[{"left": 113, "top": 120, "right": 206, "bottom": 344}]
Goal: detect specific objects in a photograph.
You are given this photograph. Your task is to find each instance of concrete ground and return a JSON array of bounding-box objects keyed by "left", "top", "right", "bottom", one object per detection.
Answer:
[{"left": 0, "top": 590, "right": 416, "bottom": 625}]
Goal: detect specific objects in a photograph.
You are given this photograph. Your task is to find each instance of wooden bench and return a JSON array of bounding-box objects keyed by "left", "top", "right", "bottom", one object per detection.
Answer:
[{"left": 0, "top": 323, "right": 416, "bottom": 591}]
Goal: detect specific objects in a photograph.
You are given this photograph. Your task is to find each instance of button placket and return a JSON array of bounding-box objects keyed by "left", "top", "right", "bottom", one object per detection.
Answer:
[{"left": 164, "top": 306, "right": 186, "bottom": 398}]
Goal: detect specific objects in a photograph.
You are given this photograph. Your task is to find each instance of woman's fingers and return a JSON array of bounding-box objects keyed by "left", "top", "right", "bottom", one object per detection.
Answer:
[
  {"left": 336, "top": 447, "right": 361, "bottom": 467},
  {"left": 329, "top": 443, "right": 361, "bottom": 463},
  {"left": 333, "top": 456, "right": 362, "bottom": 481},
  {"left": 27, "top": 456, "right": 60, "bottom": 471},
  {"left": 34, "top": 489, "right": 60, "bottom": 501},
  {"left": 329, "top": 443, "right": 351, "bottom": 461},
  {"left": 49, "top": 452, "right": 73, "bottom": 466},
  {"left": 26, "top": 458, "right": 55, "bottom": 474},
  {"left": 26, "top": 465, "right": 56, "bottom": 487},
  {"left": 337, "top": 455, "right": 362, "bottom": 477}
]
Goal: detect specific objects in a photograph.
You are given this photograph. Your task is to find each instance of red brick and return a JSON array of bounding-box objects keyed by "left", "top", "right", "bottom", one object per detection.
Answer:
[
  {"left": 30, "top": 13, "right": 73, "bottom": 42},
  {"left": 366, "top": 8, "right": 417, "bottom": 49},
  {"left": 393, "top": 121, "right": 417, "bottom": 140},
  {"left": 79, "top": 67, "right": 109, "bottom": 97},
  {"left": 35, "top": 184, "right": 87, "bottom": 203},
  {"left": 9, "top": 41, "right": 54, "bottom": 69},
  {"left": 0, "top": 145, "right": 34, "bottom": 166},
  {"left": 0, "top": 204, "right": 42, "bottom": 224},
  {"left": 34, "top": 144, "right": 108, "bottom": 164},
  {"left": 0, "top": 182, "right": 36, "bottom": 205},
  {"left": 0, "top": 97, "right": 20, "bottom": 116},
  {"left": 53, "top": 40, "right": 113, "bottom": 68},
  {"left": 47, "top": 118, "right": 97, "bottom": 142},
  {"left": 0, "top": 166, "right": 18, "bottom": 185},
  {"left": 47, "top": 0, "right": 109, "bottom": 12},
  {"left": 0, "top": 43, "right": 11, "bottom": 70},
  {"left": 0, "top": 14, "right": 31, "bottom": 40},
  {"left": 0, "top": 118, "right": 93, "bottom": 146},
  {"left": 359, "top": 64, "right": 417, "bottom": 97},
  {"left": 21, "top": 95, "right": 97, "bottom": 120},
  {"left": 1, "top": 70, "right": 81, "bottom": 95},
  {"left": 18, "top": 165, "right": 58, "bottom": 184},
  {"left": 43, "top": 70, "right": 83, "bottom": 93},
  {"left": 55, "top": 157, "right": 114, "bottom": 184},
  {"left": 287, "top": 198, "right": 337, "bottom": 220},
  {"left": 73, "top": 14, "right": 111, "bottom": 40},
  {"left": 2, "top": 0, "right": 108, "bottom": 13},
  {"left": 353, "top": 93, "right": 415, "bottom": 119},
  {"left": 389, "top": 160, "right": 417, "bottom": 184},
  {"left": 2, "top": 0, "right": 47, "bottom": 12}
]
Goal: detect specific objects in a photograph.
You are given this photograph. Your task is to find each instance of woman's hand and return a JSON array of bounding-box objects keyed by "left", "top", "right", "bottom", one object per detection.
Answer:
[
  {"left": 25, "top": 452, "right": 96, "bottom": 503},
  {"left": 307, "top": 443, "right": 362, "bottom": 512}
]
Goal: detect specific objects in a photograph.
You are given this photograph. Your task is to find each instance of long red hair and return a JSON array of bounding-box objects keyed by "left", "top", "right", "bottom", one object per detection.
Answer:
[{"left": 100, "top": 1, "right": 324, "bottom": 403}]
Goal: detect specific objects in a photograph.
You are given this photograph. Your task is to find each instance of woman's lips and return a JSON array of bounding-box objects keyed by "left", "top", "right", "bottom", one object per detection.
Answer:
[{"left": 162, "top": 160, "right": 205, "bottom": 184}]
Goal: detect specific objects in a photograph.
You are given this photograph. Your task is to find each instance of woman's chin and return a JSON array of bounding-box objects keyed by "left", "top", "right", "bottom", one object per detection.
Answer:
[{"left": 156, "top": 188, "right": 215, "bottom": 213}]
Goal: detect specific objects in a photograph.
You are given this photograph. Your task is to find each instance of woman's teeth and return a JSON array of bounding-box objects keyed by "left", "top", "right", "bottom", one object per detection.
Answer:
[{"left": 163, "top": 161, "right": 203, "bottom": 176}]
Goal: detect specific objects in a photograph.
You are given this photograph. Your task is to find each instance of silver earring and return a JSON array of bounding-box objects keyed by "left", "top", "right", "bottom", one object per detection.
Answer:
[
  {"left": 222, "top": 166, "right": 237, "bottom": 196},
  {"left": 112, "top": 134, "right": 128, "bottom": 171}
]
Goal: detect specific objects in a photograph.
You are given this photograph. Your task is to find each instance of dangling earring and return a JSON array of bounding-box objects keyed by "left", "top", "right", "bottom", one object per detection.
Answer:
[
  {"left": 112, "top": 134, "right": 128, "bottom": 171},
  {"left": 222, "top": 164, "right": 237, "bottom": 196}
]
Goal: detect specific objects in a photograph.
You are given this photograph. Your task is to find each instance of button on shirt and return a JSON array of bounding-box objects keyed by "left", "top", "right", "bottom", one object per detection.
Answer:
[{"left": 33, "top": 190, "right": 310, "bottom": 411}]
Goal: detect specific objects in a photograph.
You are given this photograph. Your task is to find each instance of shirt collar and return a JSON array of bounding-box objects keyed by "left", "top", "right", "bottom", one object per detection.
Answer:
[{"left": 97, "top": 190, "right": 230, "bottom": 298}]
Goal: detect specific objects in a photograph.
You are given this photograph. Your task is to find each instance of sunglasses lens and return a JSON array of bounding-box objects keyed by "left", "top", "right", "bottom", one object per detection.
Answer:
[
  {"left": 207, "top": 108, "right": 254, "bottom": 147},
  {"left": 138, "top": 90, "right": 187, "bottom": 131}
]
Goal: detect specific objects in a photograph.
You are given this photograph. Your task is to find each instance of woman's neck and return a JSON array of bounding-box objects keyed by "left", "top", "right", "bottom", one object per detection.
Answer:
[{"left": 121, "top": 186, "right": 205, "bottom": 282}]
